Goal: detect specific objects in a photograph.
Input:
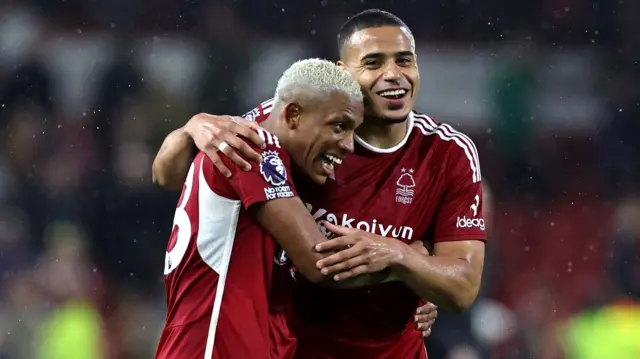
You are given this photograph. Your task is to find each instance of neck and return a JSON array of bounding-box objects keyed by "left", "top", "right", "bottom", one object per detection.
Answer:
[
  {"left": 355, "top": 115, "right": 410, "bottom": 149},
  {"left": 261, "top": 113, "right": 289, "bottom": 148}
]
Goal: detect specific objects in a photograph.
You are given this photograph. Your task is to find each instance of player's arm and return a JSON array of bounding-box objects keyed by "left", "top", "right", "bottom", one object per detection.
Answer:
[
  {"left": 254, "top": 199, "right": 389, "bottom": 287},
  {"left": 152, "top": 113, "right": 265, "bottom": 189},
  {"left": 391, "top": 152, "right": 486, "bottom": 312},
  {"left": 217, "top": 139, "right": 389, "bottom": 288},
  {"left": 316, "top": 145, "right": 485, "bottom": 312},
  {"left": 319, "top": 223, "right": 483, "bottom": 312},
  {"left": 394, "top": 238, "right": 484, "bottom": 313},
  {"left": 152, "top": 127, "right": 197, "bottom": 189}
]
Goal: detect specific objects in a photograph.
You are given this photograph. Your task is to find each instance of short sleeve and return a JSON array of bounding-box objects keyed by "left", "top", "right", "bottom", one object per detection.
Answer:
[
  {"left": 202, "top": 128, "right": 298, "bottom": 210},
  {"left": 433, "top": 143, "right": 486, "bottom": 243}
]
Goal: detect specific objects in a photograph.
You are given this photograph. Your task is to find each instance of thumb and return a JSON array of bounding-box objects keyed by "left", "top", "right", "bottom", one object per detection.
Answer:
[{"left": 322, "top": 222, "right": 355, "bottom": 236}]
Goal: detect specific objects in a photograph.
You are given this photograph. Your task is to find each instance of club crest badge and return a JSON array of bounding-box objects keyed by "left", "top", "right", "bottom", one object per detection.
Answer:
[
  {"left": 260, "top": 151, "right": 287, "bottom": 186},
  {"left": 396, "top": 168, "right": 416, "bottom": 204}
]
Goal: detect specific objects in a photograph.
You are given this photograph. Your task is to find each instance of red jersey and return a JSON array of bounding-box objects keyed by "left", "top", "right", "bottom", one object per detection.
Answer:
[
  {"left": 249, "top": 99, "right": 486, "bottom": 359},
  {"left": 156, "top": 128, "right": 298, "bottom": 359}
]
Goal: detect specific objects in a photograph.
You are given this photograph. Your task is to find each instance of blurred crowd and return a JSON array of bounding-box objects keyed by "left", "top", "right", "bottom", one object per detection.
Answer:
[{"left": 0, "top": 1, "right": 639, "bottom": 359}]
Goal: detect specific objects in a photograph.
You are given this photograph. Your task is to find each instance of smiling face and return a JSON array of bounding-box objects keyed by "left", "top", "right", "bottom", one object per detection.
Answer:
[
  {"left": 338, "top": 26, "right": 420, "bottom": 123},
  {"left": 285, "top": 91, "right": 363, "bottom": 184}
]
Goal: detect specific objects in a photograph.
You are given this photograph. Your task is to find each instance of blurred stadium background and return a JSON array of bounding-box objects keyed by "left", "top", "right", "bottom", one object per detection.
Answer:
[{"left": 0, "top": 0, "right": 639, "bottom": 358}]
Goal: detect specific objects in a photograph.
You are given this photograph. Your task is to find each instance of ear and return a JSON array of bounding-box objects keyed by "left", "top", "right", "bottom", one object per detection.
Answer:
[{"left": 284, "top": 102, "right": 301, "bottom": 130}]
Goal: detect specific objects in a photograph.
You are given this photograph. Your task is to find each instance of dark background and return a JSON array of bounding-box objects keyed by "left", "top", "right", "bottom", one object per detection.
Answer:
[{"left": 1, "top": 0, "right": 639, "bottom": 358}]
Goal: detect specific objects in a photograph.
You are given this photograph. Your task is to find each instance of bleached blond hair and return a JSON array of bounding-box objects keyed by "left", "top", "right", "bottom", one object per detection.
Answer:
[{"left": 274, "top": 58, "right": 362, "bottom": 106}]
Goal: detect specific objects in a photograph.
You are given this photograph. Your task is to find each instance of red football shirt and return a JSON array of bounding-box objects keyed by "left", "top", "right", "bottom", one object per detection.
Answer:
[
  {"left": 249, "top": 99, "right": 486, "bottom": 359},
  {"left": 155, "top": 128, "right": 298, "bottom": 359}
]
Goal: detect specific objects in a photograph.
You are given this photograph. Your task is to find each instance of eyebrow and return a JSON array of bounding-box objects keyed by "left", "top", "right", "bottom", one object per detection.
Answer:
[
  {"left": 343, "top": 115, "right": 358, "bottom": 128},
  {"left": 334, "top": 115, "right": 357, "bottom": 128},
  {"left": 360, "top": 51, "right": 415, "bottom": 62}
]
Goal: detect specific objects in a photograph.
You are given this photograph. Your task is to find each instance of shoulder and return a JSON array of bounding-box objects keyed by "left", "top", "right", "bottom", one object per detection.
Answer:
[
  {"left": 202, "top": 126, "right": 290, "bottom": 182},
  {"left": 242, "top": 98, "right": 275, "bottom": 122},
  {"left": 252, "top": 129, "right": 293, "bottom": 186},
  {"left": 410, "top": 111, "right": 481, "bottom": 184},
  {"left": 410, "top": 111, "right": 478, "bottom": 154}
]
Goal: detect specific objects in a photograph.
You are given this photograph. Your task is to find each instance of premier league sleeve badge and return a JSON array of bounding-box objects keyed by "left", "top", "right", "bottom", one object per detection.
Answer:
[
  {"left": 260, "top": 151, "right": 287, "bottom": 186},
  {"left": 259, "top": 151, "right": 294, "bottom": 201}
]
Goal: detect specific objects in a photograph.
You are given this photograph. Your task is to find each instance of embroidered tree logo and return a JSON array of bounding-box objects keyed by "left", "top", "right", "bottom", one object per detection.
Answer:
[{"left": 396, "top": 169, "right": 415, "bottom": 197}]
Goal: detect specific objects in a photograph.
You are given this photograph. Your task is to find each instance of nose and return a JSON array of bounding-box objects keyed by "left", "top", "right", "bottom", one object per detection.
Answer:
[
  {"left": 339, "top": 133, "right": 355, "bottom": 154},
  {"left": 381, "top": 63, "right": 401, "bottom": 82}
]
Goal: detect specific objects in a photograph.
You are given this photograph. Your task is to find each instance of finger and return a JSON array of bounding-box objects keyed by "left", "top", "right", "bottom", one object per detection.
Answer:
[
  {"left": 414, "top": 314, "right": 431, "bottom": 324},
  {"left": 323, "top": 256, "right": 370, "bottom": 277},
  {"left": 415, "top": 319, "right": 434, "bottom": 331},
  {"left": 229, "top": 118, "right": 266, "bottom": 150},
  {"left": 316, "top": 247, "right": 364, "bottom": 274},
  {"left": 422, "top": 327, "right": 432, "bottom": 338},
  {"left": 424, "top": 312, "right": 437, "bottom": 321},
  {"left": 314, "top": 234, "right": 357, "bottom": 252},
  {"left": 322, "top": 222, "right": 357, "bottom": 237},
  {"left": 333, "top": 264, "right": 370, "bottom": 281},
  {"left": 224, "top": 129, "right": 263, "bottom": 165},
  {"left": 206, "top": 150, "right": 232, "bottom": 178},
  {"left": 192, "top": 122, "right": 218, "bottom": 153},
  {"left": 415, "top": 312, "right": 437, "bottom": 323},
  {"left": 230, "top": 116, "right": 263, "bottom": 130},
  {"left": 218, "top": 133, "right": 255, "bottom": 171},
  {"left": 416, "top": 302, "right": 437, "bottom": 315}
]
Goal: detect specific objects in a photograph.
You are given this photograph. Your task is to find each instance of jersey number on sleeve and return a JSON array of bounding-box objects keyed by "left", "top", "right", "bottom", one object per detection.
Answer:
[{"left": 164, "top": 164, "right": 196, "bottom": 275}]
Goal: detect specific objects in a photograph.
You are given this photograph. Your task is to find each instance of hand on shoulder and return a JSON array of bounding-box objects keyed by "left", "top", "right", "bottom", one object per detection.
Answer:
[{"left": 184, "top": 113, "right": 266, "bottom": 177}]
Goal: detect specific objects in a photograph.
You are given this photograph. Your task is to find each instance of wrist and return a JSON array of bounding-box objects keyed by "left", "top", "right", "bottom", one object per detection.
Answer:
[
  {"left": 179, "top": 125, "right": 192, "bottom": 140},
  {"left": 390, "top": 240, "right": 411, "bottom": 269},
  {"left": 390, "top": 243, "right": 422, "bottom": 278}
]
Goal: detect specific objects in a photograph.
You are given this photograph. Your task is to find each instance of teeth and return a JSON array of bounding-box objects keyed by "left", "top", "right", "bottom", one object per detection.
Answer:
[
  {"left": 379, "top": 89, "right": 407, "bottom": 98},
  {"left": 325, "top": 154, "right": 342, "bottom": 165}
]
